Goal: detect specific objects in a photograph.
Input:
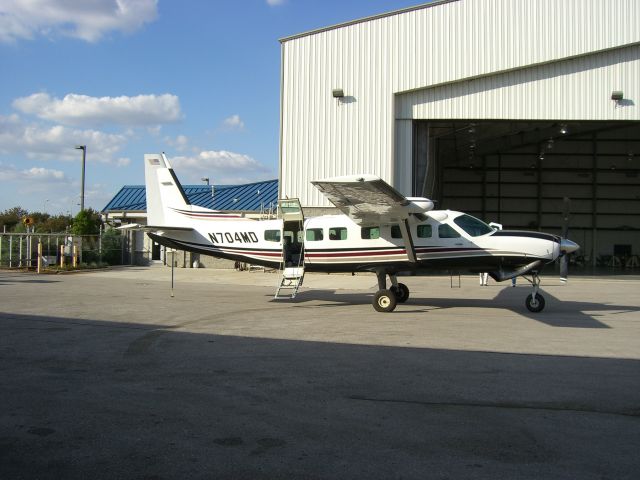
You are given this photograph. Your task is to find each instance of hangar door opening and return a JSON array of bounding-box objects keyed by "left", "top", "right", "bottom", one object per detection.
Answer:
[{"left": 413, "top": 120, "right": 640, "bottom": 271}]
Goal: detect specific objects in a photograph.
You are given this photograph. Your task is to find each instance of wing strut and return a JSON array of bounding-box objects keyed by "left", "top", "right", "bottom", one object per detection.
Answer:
[{"left": 399, "top": 219, "right": 417, "bottom": 264}]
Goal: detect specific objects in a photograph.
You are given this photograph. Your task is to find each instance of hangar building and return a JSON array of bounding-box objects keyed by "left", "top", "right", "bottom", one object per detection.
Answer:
[{"left": 279, "top": 0, "right": 640, "bottom": 269}]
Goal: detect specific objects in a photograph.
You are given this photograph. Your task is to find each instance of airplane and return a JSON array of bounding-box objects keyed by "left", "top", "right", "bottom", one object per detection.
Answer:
[{"left": 124, "top": 153, "right": 580, "bottom": 313}]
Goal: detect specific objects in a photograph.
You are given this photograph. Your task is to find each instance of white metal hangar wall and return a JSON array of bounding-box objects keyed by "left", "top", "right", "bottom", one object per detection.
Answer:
[{"left": 279, "top": 0, "right": 640, "bottom": 266}]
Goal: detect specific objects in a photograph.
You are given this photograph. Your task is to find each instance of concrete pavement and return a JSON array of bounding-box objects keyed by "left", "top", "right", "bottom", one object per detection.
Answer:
[{"left": 1, "top": 266, "right": 639, "bottom": 479}]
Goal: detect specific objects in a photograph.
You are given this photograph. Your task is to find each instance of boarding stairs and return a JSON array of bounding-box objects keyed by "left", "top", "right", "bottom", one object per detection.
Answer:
[
  {"left": 274, "top": 198, "right": 306, "bottom": 300},
  {"left": 275, "top": 266, "right": 305, "bottom": 299}
]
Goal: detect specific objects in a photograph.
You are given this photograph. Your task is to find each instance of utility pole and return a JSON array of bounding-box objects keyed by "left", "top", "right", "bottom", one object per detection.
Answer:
[{"left": 75, "top": 145, "right": 87, "bottom": 212}]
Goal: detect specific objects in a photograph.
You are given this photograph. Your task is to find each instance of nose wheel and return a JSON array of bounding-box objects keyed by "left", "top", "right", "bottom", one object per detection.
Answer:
[
  {"left": 524, "top": 272, "right": 546, "bottom": 312},
  {"left": 525, "top": 292, "right": 545, "bottom": 312}
]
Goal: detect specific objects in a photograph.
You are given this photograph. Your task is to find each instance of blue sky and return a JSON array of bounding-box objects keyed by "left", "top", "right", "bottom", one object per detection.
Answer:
[{"left": 0, "top": 0, "right": 425, "bottom": 214}]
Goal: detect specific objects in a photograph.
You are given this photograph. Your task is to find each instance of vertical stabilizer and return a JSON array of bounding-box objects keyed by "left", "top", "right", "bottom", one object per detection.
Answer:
[{"left": 144, "top": 153, "right": 192, "bottom": 226}]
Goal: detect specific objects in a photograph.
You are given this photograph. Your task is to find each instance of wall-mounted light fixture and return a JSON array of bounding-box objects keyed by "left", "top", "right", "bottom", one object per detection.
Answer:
[
  {"left": 559, "top": 124, "right": 568, "bottom": 135},
  {"left": 332, "top": 88, "right": 344, "bottom": 98},
  {"left": 611, "top": 91, "right": 624, "bottom": 101}
]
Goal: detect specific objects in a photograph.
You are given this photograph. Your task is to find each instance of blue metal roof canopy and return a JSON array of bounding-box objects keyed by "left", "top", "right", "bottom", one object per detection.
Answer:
[{"left": 102, "top": 179, "right": 279, "bottom": 213}]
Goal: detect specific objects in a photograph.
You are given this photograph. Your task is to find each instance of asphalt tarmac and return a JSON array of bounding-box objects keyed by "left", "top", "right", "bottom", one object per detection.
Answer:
[{"left": 1, "top": 266, "right": 639, "bottom": 479}]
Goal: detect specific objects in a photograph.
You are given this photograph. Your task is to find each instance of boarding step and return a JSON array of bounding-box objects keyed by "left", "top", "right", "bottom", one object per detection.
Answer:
[{"left": 274, "top": 267, "right": 305, "bottom": 299}]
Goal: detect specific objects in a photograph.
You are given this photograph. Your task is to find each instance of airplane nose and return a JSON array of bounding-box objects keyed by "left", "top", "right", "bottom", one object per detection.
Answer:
[{"left": 560, "top": 238, "right": 579, "bottom": 254}]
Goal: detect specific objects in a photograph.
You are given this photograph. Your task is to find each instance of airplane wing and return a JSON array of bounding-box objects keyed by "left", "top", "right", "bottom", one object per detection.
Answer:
[
  {"left": 117, "top": 223, "right": 193, "bottom": 232},
  {"left": 312, "top": 175, "right": 435, "bottom": 264},
  {"left": 311, "top": 174, "right": 434, "bottom": 226}
]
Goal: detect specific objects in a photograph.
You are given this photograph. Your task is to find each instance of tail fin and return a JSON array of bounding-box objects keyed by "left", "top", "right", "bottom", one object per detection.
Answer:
[{"left": 144, "top": 153, "right": 192, "bottom": 226}]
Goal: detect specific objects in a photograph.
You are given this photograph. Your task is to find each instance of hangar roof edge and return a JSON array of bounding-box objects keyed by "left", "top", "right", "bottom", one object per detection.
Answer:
[
  {"left": 279, "top": 0, "right": 459, "bottom": 43},
  {"left": 102, "top": 179, "right": 279, "bottom": 213}
]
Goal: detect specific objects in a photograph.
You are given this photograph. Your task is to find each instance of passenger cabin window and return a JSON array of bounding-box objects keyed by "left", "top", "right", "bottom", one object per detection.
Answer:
[
  {"left": 417, "top": 224, "right": 432, "bottom": 238},
  {"left": 390, "top": 225, "right": 402, "bottom": 238},
  {"left": 329, "top": 227, "right": 347, "bottom": 240},
  {"left": 453, "top": 214, "right": 493, "bottom": 237},
  {"left": 306, "top": 228, "right": 323, "bottom": 241},
  {"left": 361, "top": 226, "right": 380, "bottom": 239},
  {"left": 264, "top": 230, "right": 281, "bottom": 242},
  {"left": 438, "top": 224, "right": 461, "bottom": 239}
]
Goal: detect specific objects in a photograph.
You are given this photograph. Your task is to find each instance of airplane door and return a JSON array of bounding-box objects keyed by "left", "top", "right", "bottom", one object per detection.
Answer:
[
  {"left": 437, "top": 222, "right": 472, "bottom": 259},
  {"left": 278, "top": 199, "right": 305, "bottom": 267}
]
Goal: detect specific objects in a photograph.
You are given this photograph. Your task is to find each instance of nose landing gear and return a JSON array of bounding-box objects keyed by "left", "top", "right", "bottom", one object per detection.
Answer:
[{"left": 524, "top": 272, "right": 545, "bottom": 312}]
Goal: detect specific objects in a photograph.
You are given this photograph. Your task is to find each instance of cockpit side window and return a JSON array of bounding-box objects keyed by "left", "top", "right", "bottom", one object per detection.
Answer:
[
  {"left": 438, "top": 224, "right": 461, "bottom": 239},
  {"left": 453, "top": 214, "right": 494, "bottom": 237}
]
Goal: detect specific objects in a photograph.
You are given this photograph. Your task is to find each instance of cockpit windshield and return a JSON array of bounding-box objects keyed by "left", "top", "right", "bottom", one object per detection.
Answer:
[{"left": 453, "top": 214, "right": 494, "bottom": 237}]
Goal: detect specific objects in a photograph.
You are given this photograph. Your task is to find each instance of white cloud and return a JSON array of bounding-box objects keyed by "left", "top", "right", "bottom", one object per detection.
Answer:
[
  {"left": 223, "top": 114, "right": 245, "bottom": 130},
  {"left": 0, "top": 0, "right": 159, "bottom": 43},
  {"left": 266, "top": 0, "right": 285, "bottom": 6},
  {"left": 170, "top": 150, "right": 273, "bottom": 183},
  {"left": 0, "top": 163, "right": 66, "bottom": 182},
  {"left": 164, "top": 134, "right": 189, "bottom": 151},
  {"left": 13, "top": 92, "right": 182, "bottom": 127},
  {"left": 0, "top": 114, "right": 128, "bottom": 164},
  {"left": 23, "top": 166, "right": 66, "bottom": 180}
]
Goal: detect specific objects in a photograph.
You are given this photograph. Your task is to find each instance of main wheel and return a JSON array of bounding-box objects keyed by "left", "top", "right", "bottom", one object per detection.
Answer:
[
  {"left": 391, "top": 283, "right": 410, "bottom": 303},
  {"left": 373, "top": 289, "right": 397, "bottom": 312},
  {"left": 525, "top": 293, "right": 545, "bottom": 313}
]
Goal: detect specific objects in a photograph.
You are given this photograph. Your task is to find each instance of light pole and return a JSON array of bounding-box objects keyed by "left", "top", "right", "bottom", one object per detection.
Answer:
[{"left": 75, "top": 145, "right": 86, "bottom": 212}]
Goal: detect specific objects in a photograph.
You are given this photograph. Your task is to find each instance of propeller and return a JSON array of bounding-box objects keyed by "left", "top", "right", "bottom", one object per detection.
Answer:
[{"left": 559, "top": 197, "right": 571, "bottom": 282}]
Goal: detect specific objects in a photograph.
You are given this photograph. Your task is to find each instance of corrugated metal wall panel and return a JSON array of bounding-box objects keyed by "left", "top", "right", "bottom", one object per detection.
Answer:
[
  {"left": 281, "top": 0, "right": 640, "bottom": 206},
  {"left": 398, "top": 45, "right": 640, "bottom": 120}
]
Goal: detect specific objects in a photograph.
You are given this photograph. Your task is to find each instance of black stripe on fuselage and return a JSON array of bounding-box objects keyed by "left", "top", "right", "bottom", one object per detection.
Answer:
[{"left": 491, "top": 230, "right": 560, "bottom": 242}]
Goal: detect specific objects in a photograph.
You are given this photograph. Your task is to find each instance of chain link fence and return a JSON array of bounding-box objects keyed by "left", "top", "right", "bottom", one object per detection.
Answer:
[{"left": 0, "top": 230, "right": 126, "bottom": 270}]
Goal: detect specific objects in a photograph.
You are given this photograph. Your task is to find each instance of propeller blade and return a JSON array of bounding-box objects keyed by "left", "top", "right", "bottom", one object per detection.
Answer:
[
  {"left": 560, "top": 197, "right": 571, "bottom": 282},
  {"left": 559, "top": 255, "right": 568, "bottom": 283},
  {"left": 561, "top": 197, "right": 571, "bottom": 239}
]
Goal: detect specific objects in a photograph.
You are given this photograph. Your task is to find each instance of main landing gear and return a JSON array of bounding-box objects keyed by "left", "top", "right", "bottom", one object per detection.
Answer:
[
  {"left": 524, "top": 271, "right": 545, "bottom": 313},
  {"left": 373, "top": 271, "right": 409, "bottom": 312}
]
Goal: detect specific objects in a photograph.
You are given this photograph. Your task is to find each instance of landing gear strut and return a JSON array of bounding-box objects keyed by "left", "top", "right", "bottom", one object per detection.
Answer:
[
  {"left": 524, "top": 272, "right": 545, "bottom": 313},
  {"left": 372, "top": 271, "right": 410, "bottom": 312}
]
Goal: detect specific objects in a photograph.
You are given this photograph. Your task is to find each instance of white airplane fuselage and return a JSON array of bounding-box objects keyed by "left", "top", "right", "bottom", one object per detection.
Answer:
[{"left": 148, "top": 210, "right": 565, "bottom": 275}]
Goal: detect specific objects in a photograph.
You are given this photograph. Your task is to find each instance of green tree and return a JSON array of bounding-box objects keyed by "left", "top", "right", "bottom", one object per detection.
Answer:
[
  {"left": 0, "top": 207, "right": 28, "bottom": 232},
  {"left": 38, "top": 213, "right": 73, "bottom": 233},
  {"left": 71, "top": 208, "right": 102, "bottom": 235},
  {"left": 101, "top": 228, "right": 123, "bottom": 265}
]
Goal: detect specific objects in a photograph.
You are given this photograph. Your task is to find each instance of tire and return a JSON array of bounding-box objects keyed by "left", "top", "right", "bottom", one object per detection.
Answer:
[
  {"left": 373, "top": 289, "right": 397, "bottom": 312},
  {"left": 525, "top": 293, "right": 545, "bottom": 313},
  {"left": 391, "top": 283, "right": 410, "bottom": 303}
]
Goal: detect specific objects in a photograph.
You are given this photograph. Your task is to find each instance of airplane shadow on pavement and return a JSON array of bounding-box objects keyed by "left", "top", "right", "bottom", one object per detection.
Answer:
[{"left": 275, "top": 287, "right": 639, "bottom": 329}]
